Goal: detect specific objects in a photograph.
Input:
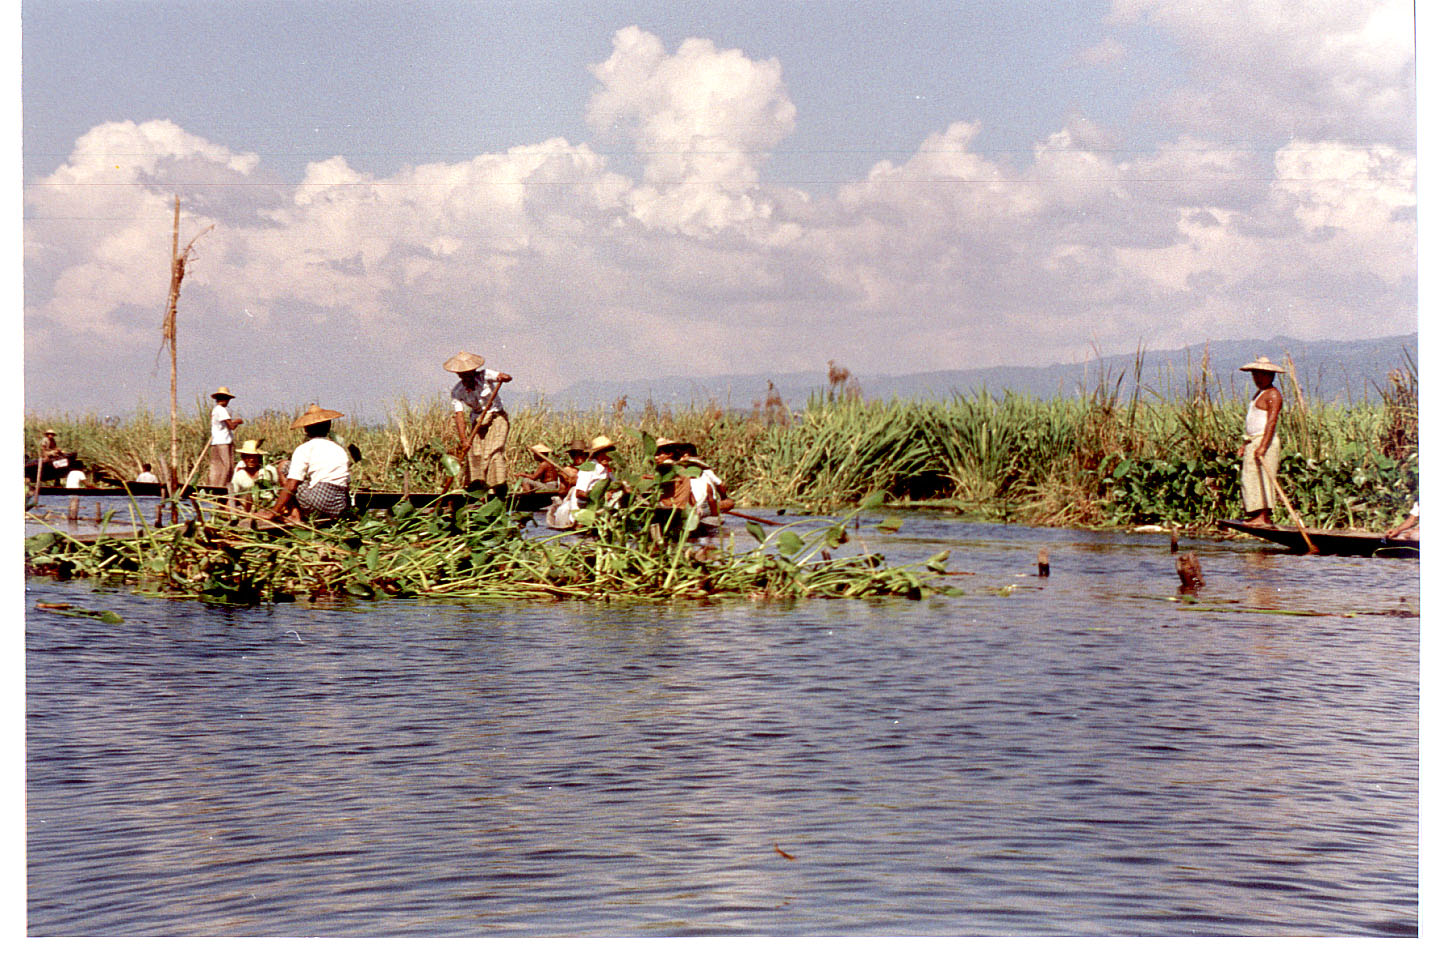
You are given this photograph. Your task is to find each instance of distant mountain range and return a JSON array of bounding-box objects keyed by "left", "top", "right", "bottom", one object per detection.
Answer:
[{"left": 514, "top": 334, "right": 1418, "bottom": 411}]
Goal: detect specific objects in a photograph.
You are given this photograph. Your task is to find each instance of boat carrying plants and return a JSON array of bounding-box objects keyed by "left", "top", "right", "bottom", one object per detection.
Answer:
[{"left": 24, "top": 485, "right": 958, "bottom": 606}]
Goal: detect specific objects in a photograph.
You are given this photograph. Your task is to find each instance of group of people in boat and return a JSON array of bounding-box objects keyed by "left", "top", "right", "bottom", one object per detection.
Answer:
[{"left": 167, "top": 350, "right": 732, "bottom": 530}]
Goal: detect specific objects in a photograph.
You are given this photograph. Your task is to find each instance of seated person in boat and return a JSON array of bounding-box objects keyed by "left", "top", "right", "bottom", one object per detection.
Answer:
[
  {"left": 228, "top": 440, "right": 280, "bottom": 510},
  {"left": 679, "top": 453, "right": 733, "bottom": 531},
  {"left": 655, "top": 439, "right": 733, "bottom": 529},
  {"left": 547, "top": 435, "right": 617, "bottom": 529},
  {"left": 517, "top": 444, "right": 578, "bottom": 494},
  {"left": 63, "top": 458, "right": 87, "bottom": 489},
  {"left": 261, "top": 405, "right": 350, "bottom": 523},
  {"left": 134, "top": 463, "right": 159, "bottom": 484},
  {"left": 1385, "top": 502, "right": 1419, "bottom": 541},
  {"left": 652, "top": 437, "right": 695, "bottom": 506}
]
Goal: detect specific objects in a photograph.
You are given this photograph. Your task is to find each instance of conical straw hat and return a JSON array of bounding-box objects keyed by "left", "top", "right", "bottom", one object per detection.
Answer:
[
  {"left": 1239, "top": 356, "right": 1284, "bottom": 373},
  {"left": 291, "top": 404, "right": 344, "bottom": 428},
  {"left": 443, "top": 351, "right": 485, "bottom": 373}
]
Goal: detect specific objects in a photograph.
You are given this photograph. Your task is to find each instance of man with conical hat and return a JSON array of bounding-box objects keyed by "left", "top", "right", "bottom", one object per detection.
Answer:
[
  {"left": 263, "top": 405, "right": 350, "bottom": 523},
  {"left": 1237, "top": 357, "right": 1285, "bottom": 526},
  {"left": 444, "top": 351, "right": 513, "bottom": 495},
  {"left": 207, "top": 386, "right": 245, "bottom": 487}
]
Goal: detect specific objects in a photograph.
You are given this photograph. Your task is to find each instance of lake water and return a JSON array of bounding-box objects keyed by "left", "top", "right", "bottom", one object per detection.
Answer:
[{"left": 25, "top": 511, "right": 1419, "bottom": 936}]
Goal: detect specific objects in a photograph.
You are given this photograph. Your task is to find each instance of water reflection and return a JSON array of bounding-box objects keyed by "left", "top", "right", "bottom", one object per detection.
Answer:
[{"left": 25, "top": 515, "right": 1418, "bottom": 936}]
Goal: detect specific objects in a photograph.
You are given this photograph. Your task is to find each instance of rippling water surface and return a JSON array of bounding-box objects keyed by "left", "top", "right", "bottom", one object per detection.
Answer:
[{"left": 26, "top": 512, "right": 1419, "bottom": 935}]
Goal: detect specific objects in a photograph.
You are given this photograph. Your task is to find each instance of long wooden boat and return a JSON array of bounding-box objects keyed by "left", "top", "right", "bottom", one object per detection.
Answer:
[
  {"left": 1218, "top": 519, "right": 1419, "bottom": 558},
  {"left": 29, "top": 486, "right": 644, "bottom": 519}
]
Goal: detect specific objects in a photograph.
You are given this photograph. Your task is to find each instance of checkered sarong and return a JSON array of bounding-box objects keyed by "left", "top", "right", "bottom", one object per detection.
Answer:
[{"left": 296, "top": 481, "right": 349, "bottom": 518}]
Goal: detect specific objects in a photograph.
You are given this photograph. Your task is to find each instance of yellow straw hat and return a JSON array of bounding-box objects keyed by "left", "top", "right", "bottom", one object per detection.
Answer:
[
  {"left": 237, "top": 440, "right": 267, "bottom": 456},
  {"left": 211, "top": 386, "right": 236, "bottom": 399},
  {"left": 442, "top": 351, "right": 486, "bottom": 373},
  {"left": 529, "top": 443, "right": 552, "bottom": 455},
  {"left": 1239, "top": 356, "right": 1284, "bottom": 373},
  {"left": 291, "top": 404, "right": 344, "bottom": 429},
  {"left": 589, "top": 435, "right": 616, "bottom": 455}
]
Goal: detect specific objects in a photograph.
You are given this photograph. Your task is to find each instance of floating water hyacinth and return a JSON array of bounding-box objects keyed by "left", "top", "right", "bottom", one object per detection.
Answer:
[{"left": 24, "top": 488, "right": 959, "bottom": 606}]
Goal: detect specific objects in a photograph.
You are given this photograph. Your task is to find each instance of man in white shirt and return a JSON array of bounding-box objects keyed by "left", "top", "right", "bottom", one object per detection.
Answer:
[
  {"left": 208, "top": 387, "right": 245, "bottom": 487},
  {"left": 262, "top": 405, "right": 350, "bottom": 523},
  {"left": 548, "top": 435, "right": 616, "bottom": 530},
  {"left": 134, "top": 463, "right": 159, "bottom": 484},
  {"left": 444, "top": 351, "right": 512, "bottom": 495}
]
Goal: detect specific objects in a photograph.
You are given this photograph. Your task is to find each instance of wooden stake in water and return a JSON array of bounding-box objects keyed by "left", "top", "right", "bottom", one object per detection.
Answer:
[{"left": 1037, "top": 548, "right": 1050, "bottom": 577}]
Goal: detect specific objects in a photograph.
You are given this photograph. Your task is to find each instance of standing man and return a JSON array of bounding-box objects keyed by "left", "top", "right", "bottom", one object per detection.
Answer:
[
  {"left": 1238, "top": 357, "right": 1284, "bottom": 527},
  {"left": 208, "top": 386, "right": 244, "bottom": 487},
  {"left": 444, "top": 351, "right": 512, "bottom": 496}
]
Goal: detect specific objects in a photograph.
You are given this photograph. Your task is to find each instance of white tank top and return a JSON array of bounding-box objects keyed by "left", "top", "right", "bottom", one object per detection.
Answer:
[{"left": 1245, "top": 396, "right": 1270, "bottom": 435}]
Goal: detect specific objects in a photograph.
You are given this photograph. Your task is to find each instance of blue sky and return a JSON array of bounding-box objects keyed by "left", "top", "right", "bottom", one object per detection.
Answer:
[{"left": 18, "top": 0, "right": 1418, "bottom": 418}]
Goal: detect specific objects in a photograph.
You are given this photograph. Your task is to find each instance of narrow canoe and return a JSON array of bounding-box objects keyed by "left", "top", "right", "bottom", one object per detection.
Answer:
[{"left": 1218, "top": 519, "right": 1419, "bottom": 558}]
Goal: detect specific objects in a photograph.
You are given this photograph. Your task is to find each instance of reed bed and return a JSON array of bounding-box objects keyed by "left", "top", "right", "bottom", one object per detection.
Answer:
[{"left": 25, "top": 352, "right": 1417, "bottom": 534}]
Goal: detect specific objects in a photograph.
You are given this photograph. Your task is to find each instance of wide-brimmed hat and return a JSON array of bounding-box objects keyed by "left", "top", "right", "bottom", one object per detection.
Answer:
[
  {"left": 528, "top": 443, "right": 552, "bottom": 456},
  {"left": 1239, "top": 356, "right": 1285, "bottom": 374},
  {"left": 443, "top": 351, "right": 486, "bottom": 373},
  {"left": 678, "top": 454, "right": 712, "bottom": 471},
  {"left": 237, "top": 440, "right": 267, "bottom": 457},
  {"left": 565, "top": 440, "right": 588, "bottom": 454},
  {"left": 211, "top": 386, "right": 236, "bottom": 399},
  {"left": 43, "top": 428, "right": 56, "bottom": 436},
  {"left": 655, "top": 437, "right": 697, "bottom": 455},
  {"left": 589, "top": 435, "right": 617, "bottom": 455},
  {"left": 291, "top": 404, "right": 344, "bottom": 429}
]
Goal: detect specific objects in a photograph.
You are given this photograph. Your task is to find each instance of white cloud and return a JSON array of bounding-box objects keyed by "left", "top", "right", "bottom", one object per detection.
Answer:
[
  {"left": 22, "top": 25, "right": 1416, "bottom": 415},
  {"left": 1106, "top": 0, "right": 1414, "bottom": 140},
  {"left": 587, "top": 25, "right": 797, "bottom": 234}
]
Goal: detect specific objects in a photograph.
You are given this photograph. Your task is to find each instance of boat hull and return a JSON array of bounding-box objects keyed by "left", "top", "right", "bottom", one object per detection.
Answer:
[{"left": 1218, "top": 519, "right": 1419, "bottom": 558}]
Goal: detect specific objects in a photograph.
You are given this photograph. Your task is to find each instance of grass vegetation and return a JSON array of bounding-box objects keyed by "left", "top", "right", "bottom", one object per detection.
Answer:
[{"left": 25, "top": 352, "right": 1418, "bottom": 533}]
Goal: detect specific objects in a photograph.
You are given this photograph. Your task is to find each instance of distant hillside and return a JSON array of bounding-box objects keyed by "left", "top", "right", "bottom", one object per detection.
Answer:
[{"left": 515, "top": 334, "right": 1417, "bottom": 411}]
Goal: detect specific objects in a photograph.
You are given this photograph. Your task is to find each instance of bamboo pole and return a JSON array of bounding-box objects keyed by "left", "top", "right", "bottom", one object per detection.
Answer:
[{"left": 1259, "top": 457, "right": 1319, "bottom": 555}]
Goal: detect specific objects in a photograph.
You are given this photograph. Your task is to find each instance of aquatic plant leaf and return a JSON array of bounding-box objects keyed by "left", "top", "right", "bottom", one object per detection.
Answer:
[
  {"left": 392, "top": 501, "right": 415, "bottom": 519},
  {"left": 440, "top": 454, "right": 462, "bottom": 478},
  {"left": 925, "top": 550, "right": 950, "bottom": 572},
  {"left": 574, "top": 508, "right": 596, "bottom": 526},
  {"left": 25, "top": 533, "right": 58, "bottom": 556},
  {"left": 746, "top": 521, "right": 766, "bottom": 543},
  {"left": 777, "top": 531, "right": 803, "bottom": 556},
  {"left": 860, "top": 491, "right": 884, "bottom": 510},
  {"left": 877, "top": 517, "right": 903, "bottom": 533}
]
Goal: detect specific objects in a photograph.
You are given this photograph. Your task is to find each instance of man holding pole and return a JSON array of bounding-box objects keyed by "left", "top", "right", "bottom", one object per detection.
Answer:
[
  {"left": 208, "top": 387, "right": 244, "bottom": 487},
  {"left": 1237, "top": 357, "right": 1284, "bottom": 527},
  {"left": 445, "top": 351, "right": 512, "bottom": 496}
]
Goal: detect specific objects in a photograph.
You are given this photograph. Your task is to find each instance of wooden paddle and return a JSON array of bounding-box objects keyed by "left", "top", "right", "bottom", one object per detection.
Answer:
[
  {"left": 724, "top": 507, "right": 780, "bottom": 526},
  {"left": 1259, "top": 456, "right": 1318, "bottom": 555}
]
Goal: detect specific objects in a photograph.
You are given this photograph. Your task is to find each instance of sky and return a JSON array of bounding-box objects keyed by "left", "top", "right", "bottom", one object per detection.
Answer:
[{"left": 16, "top": 0, "right": 1419, "bottom": 419}]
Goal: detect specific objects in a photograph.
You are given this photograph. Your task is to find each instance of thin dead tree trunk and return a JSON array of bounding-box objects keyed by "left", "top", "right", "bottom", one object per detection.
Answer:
[{"left": 159, "top": 195, "right": 214, "bottom": 515}]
